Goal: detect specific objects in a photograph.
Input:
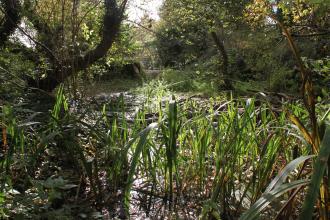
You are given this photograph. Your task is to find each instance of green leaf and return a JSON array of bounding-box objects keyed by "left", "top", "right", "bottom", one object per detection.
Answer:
[
  {"left": 58, "top": 184, "right": 78, "bottom": 190},
  {"left": 299, "top": 127, "right": 330, "bottom": 220},
  {"left": 240, "top": 155, "right": 313, "bottom": 220},
  {"left": 240, "top": 179, "right": 310, "bottom": 220},
  {"left": 124, "top": 122, "right": 159, "bottom": 212},
  {"left": 265, "top": 155, "right": 313, "bottom": 193}
]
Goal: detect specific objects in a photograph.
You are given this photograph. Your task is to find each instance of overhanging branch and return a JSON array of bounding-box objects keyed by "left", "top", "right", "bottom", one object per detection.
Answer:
[
  {"left": 0, "top": 0, "right": 21, "bottom": 47},
  {"left": 29, "top": 0, "right": 128, "bottom": 91}
]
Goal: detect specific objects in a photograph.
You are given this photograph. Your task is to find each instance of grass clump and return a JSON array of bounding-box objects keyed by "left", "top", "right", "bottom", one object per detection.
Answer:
[{"left": 1, "top": 79, "right": 329, "bottom": 218}]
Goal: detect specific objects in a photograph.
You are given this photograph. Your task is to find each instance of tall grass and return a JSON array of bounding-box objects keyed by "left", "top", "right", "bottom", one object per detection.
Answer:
[
  {"left": 118, "top": 89, "right": 312, "bottom": 218},
  {"left": 1, "top": 80, "right": 328, "bottom": 218}
]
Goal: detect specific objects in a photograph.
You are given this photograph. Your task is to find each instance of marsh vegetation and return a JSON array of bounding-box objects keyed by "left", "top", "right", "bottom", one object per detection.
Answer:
[{"left": 0, "top": 0, "right": 329, "bottom": 219}]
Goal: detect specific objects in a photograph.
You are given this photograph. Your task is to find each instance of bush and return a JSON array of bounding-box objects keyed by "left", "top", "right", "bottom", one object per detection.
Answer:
[
  {"left": 160, "top": 69, "right": 195, "bottom": 92},
  {"left": 269, "top": 66, "right": 297, "bottom": 92}
]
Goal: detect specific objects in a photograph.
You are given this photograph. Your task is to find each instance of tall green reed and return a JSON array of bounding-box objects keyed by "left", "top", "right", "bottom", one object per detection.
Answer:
[
  {"left": 196, "top": 98, "right": 294, "bottom": 219},
  {"left": 160, "top": 96, "right": 181, "bottom": 206},
  {"left": 0, "top": 105, "right": 25, "bottom": 176}
]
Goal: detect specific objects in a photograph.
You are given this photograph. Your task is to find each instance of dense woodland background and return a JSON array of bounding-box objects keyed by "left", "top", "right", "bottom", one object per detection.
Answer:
[{"left": 0, "top": 0, "right": 329, "bottom": 219}]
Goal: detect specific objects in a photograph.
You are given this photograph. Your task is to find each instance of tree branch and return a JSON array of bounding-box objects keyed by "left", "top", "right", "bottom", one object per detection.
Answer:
[
  {"left": 0, "top": 0, "right": 21, "bottom": 47},
  {"left": 211, "top": 31, "right": 233, "bottom": 90},
  {"left": 30, "top": 0, "right": 127, "bottom": 91},
  {"left": 291, "top": 31, "right": 330, "bottom": 38}
]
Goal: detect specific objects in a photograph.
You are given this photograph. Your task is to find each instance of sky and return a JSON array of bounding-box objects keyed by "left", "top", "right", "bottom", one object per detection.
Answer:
[{"left": 127, "top": 0, "right": 163, "bottom": 21}]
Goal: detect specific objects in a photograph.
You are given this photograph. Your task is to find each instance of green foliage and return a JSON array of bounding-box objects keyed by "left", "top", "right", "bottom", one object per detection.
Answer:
[
  {"left": 159, "top": 57, "right": 219, "bottom": 94},
  {"left": 0, "top": 192, "right": 4, "bottom": 217},
  {"left": 84, "top": 23, "right": 141, "bottom": 80},
  {"left": 35, "top": 176, "right": 77, "bottom": 204},
  {"left": 160, "top": 97, "right": 181, "bottom": 204},
  {"left": 118, "top": 91, "right": 310, "bottom": 218},
  {"left": 0, "top": 48, "right": 34, "bottom": 101},
  {"left": 155, "top": 0, "right": 249, "bottom": 68},
  {"left": 0, "top": 104, "right": 28, "bottom": 178},
  {"left": 1, "top": 77, "right": 329, "bottom": 218},
  {"left": 303, "top": 56, "right": 330, "bottom": 98},
  {"left": 160, "top": 69, "right": 197, "bottom": 92},
  {"left": 124, "top": 122, "right": 159, "bottom": 212},
  {"left": 134, "top": 80, "right": 171, "bottom": 109},
  {"left": 300, "top": 127, "right": 330, "bottom": 220},
  {"left": 240, "top": 156, "right": 313, "bottom": 220},
  {"left": 154, "top": 0, "right": 329, "bottom": 94},
  {"left": 0, "top": 48, "right": 34, "bottom": 77},
  {"left": 268, "top": 65, "right": 296, "bottom": 92},
  {"left": 106, "top": 24, "right": 141, "bottom": 66},
  {"left": 1, "top": 0, "right": 330, "bottom": 218}
]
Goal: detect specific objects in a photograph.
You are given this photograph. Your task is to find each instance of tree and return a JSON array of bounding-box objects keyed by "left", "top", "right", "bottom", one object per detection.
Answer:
[
  {"left": 1, "top": 0, "right": 129, "bottom": 92},
  {"left": 155, "top": 0, "right": 251, "bottom": 89},
  {"left": 244, "top": 0, "right": 330, "bottom": 92},
  {"left": 0, "top": 0, "right": 21, "bottom": 47},
  {"left": 31, "top": 0, "right": 129, "bottom": 91}
]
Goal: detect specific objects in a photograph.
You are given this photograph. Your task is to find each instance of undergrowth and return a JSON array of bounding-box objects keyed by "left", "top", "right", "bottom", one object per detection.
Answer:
[{"left": 1, "top": 81, "right": 329, "bottom": 218}]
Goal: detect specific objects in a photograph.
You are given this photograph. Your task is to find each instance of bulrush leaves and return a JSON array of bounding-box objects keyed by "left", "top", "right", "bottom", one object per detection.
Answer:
[
  {"left": 240, "top": 155, "right": 313, "bottom": 220},
  {"left": 300, "top": 127, "right": 330, "bottom": 220},
  {"left": 124, "top": 122, "right": 159, "bottom": 213}
]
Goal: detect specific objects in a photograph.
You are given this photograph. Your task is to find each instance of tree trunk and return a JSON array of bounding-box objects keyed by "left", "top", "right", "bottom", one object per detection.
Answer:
[
  {"left": 28, "top": 0, "right": 128, "bottom": 92},
  {"left": 211, "top": 31, "right": 233, "bottom": 90},
  {"left": 0, "top": 0, "right": 21, "bottom": 47}
]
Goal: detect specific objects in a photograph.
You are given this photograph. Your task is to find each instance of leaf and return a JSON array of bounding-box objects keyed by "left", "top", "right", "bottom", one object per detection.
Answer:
[
  {"left": 124, "top": 122, "right": 159, "bottom": 211},
  {"left": 18, "top": 121, "right": 41, "bottom": 128},
  {"left": 264, "top": 155, "right": 313, "bottom": 193},
  {"left": 199, "top": 200, "right": 221, "bottom": 220},
  {"left": 39, "top": 131, "right": 60, "bottom": 146},
  {"left": 321, "top": 107, "right": 330, "bottom": 122},
  {"left": 240, "top": 179, "right": 310, "bottom": 220},
  {"left": 58, "top": 184, "right": 78, "bottom": 190},
  {"left": 307, "top": 0, "right": 330, "bottom": 4},
  {"left": 299, "top": 127, "right": 330, "bottom": 220},
  {"left": 288, "top": 112, "right": 314, "bottom": 149},
  {"left": 240, "top": 155, "right": 313, "bottom": 220}
]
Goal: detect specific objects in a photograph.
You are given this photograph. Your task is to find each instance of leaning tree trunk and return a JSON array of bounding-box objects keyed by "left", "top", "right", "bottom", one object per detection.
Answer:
[
  {"left": 211, "top": 31, "right": 233, "bottom": 90},
  {"left": 28, "top": 0, "right": 128, "bottom": 92},
  {"left": 0, "top": 0, "right": 21, "bottom": 47}
]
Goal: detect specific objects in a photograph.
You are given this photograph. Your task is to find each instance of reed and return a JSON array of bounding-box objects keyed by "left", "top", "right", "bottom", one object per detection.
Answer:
[{"left": 1, "top": 80, "right": 328, "bottom": 218}]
